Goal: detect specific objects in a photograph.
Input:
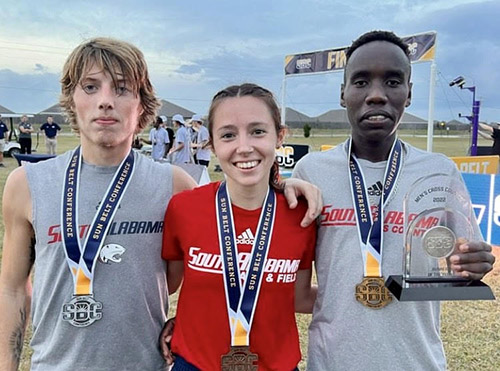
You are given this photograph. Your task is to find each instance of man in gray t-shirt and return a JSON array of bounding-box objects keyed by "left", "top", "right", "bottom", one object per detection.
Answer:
[
  {"left": 0, "top": 37, "right": 197, "bottom": 371},
  {"left": 293, "top": 30, "right": 495, "bottom": 371}
]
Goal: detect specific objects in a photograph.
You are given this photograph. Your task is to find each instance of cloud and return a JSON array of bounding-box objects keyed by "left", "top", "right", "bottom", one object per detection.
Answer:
[{"left": 0, "top": 69, "right": 60, "bottom": 113}]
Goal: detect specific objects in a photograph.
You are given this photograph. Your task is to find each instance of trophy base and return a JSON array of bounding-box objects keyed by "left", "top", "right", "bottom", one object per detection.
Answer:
[{"left": 385, "top": 275, "right": 495, "bottom": 301}]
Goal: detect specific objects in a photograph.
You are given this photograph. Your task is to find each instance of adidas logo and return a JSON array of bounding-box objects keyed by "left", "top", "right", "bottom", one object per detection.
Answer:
[
  {"left": 236, "top": 228, "right": 255, "bottom": 245},
  {"left": 367, "top": 181, "right": 383, "bottom": 196}
]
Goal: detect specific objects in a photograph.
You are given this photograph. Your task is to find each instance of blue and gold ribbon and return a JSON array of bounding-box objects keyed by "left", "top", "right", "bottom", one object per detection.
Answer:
[
  {"left": 61, "top": 147, "right": 135, "bottom": 296},
  {"left": 348, "top": 138, "right": 403, "bottom": 277},
  {"left": 216, "top": 182, "right": 276, "bottom": 346}
]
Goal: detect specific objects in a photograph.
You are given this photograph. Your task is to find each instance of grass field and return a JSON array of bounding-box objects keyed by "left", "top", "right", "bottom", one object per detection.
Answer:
[{"left": 0, "top": 130, "right": 498, "bottom": 370}]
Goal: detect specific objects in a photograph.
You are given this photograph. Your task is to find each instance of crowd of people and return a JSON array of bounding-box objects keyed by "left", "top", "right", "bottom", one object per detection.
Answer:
[
  {"left": 0, "top": 31, "right": 495, "bottom": 371},
  {"left": 2, "top": 104, "right": 208, "bottom": 166},
  {"left": 128, "top": 111, "right": 210, "bottom": 167}
]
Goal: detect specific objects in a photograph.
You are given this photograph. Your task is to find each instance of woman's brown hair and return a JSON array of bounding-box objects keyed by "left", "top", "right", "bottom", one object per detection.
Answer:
[{"left": 207, "top": 83, "right": 285, "bottom": 191}]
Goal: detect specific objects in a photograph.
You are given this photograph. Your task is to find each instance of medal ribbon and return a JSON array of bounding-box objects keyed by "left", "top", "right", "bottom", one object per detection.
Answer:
[
  {"left": 61, "top": 147, "right": 135, "bottom": 296},
  {"left": 216, "top": 182, "right": 276, "bottom": 347},
  {"left": 348, "top": 138, "right": 402, "bottom": 277}
]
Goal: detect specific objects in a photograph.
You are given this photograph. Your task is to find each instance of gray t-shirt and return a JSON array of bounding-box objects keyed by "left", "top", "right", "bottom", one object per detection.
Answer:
[
  {"left": 195, "top": 125, "right": 211, "bottom": 162},
  {"left": 25, "top": 150, "right": 173, "bottom": 371},
  {"left": 173, "top": 126, "right": 191, "bottom": 164},
  {"left": 293, "top": 139, "right": 482, "bottom": 371}
]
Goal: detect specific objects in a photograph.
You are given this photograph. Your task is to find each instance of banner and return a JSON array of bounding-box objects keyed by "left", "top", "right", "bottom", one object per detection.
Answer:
[
  {"left": 284, "top": 31, "right": 436, "bottom": 76},
  {"left": 462, "top": 173, "right": 500, "bottom": 245},
  {"left": 451, "top": 155, "right": 499, "bottom": 175}
]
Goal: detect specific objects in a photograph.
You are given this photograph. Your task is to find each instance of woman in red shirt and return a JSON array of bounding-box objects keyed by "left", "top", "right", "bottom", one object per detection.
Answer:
[{"left": 161, "top": 83, "right": 317, "bottom": 370}]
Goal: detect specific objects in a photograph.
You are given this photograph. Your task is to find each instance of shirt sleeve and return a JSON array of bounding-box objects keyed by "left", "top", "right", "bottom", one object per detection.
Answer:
[
  {"left": 291, "top": 156, "right": 310, "bottom": 182},
  {"left": 162, "top": 195, "right": 185, "bottom": 261},
  {"left": 285, "top": 200, "right": 317, "bottom": 270},
  {"left": 298, "top": 217, "right": 316, "bottom": 270}
]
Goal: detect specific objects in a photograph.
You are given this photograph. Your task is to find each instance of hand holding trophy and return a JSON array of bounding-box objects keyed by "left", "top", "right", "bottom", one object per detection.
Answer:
[{"left": 386, "top": 173, "right": 495, "bottom": 301}]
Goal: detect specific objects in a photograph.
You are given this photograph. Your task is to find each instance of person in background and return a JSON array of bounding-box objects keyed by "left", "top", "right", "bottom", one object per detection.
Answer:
[
  {"left": 293, "top": 30, "right": 495, "bottom": 371},
  {"left": 190, "top": 114, "right": 210, "bottom": 167},
  {"left": 142, "top": 116, "right": 170, "bottom": 161},
  {"left": 0, "top": 114, "right": 9, "bottom": 167},
  {"left": 18, "top": 115, "right": 34, "bottom": 154},
  {"left": 169, "top": 114, "right": 192, "bottom": 164},
  {"left": 165, "top": 120, "right": 175, "bottom": 156},
  {"left": 161, "top": 83, "right": 317, "bottom": 370},
  {"left": 186, "top": 118, "right": 198, "bottom": 144},
  {"left": 39, "top": 115, "right": 62, "bottom": 155}
]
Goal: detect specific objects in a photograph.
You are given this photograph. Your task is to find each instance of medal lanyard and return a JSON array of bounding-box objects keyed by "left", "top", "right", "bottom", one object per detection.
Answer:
[
  {"left": 61, "top": 147, "right": 135, "bottom": 296},
  {"left": 347, "top": 138, "right": 402, "bottom": 277},
  {"left": 216, "top": 182, "right": 276, "bottom": 347}
]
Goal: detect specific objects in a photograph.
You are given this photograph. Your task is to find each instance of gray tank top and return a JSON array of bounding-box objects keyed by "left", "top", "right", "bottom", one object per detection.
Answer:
[{"left": 25, "top": 150, "right": 173, "bottom": 371}]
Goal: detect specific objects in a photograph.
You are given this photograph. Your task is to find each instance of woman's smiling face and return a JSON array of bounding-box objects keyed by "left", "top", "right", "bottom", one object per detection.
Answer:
[{"left": 211, "top": 95, "right": 284, "bottom": 193}]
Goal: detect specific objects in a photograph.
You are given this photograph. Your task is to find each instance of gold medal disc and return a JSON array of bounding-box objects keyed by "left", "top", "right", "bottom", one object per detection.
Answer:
[
  {"left": 221, "top": 346, "right": 258, "bottom": 371},
  {"left": 355, "top": 276, "right": 392, "bottom": 309}
]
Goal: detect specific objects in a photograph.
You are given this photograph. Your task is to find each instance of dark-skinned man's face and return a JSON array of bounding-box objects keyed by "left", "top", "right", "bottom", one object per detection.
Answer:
[{"left": 341, "top": 41, "right": 412, "bottom": 146}]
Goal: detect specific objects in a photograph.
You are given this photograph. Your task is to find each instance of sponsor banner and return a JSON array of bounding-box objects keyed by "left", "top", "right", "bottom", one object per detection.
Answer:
[
  {"left": 284, "top": 31, "right": 436, "bottom": 76},
  {"left": 276, "top": 143, "right": 309, "bottom": 168},
  {"left": 462, "top": 173, "right": 500, "bottom": 245},
  {"left": 451, "top": 155, "right": 499, "bottom": 174}
]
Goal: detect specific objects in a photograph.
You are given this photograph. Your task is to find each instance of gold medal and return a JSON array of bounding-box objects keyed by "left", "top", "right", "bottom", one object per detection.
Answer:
[
  {"left": 221, "top": 346, "right": 258, "bottom": 371},
  {"left": 355, "top": 277, "right": 392, "bottom": 309}
]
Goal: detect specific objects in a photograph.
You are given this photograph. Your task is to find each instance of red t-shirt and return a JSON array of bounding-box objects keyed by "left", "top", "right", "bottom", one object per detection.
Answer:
[{"left": 162, "top": 182, "right": 316, "bottom": 370}]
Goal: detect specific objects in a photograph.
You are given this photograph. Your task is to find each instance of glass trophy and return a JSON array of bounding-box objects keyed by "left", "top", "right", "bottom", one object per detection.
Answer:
[{"left": 386, "top": 173, "right": 495, "bottom": 301}]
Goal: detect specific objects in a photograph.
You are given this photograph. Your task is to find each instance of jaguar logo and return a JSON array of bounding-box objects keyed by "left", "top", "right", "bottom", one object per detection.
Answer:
[{"left": 99, "top": 244, "right": 126, "bottom": 264}]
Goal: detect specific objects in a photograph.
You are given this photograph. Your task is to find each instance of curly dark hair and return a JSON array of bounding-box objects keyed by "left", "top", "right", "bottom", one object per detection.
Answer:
[{"left": 346, "top": 30, "right": 410, "bottom": 63}]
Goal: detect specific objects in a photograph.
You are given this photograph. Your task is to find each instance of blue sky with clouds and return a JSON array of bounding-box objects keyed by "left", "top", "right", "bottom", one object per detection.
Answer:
[{"left": 1, "top": 0, "right": 499, "bottom": 123}]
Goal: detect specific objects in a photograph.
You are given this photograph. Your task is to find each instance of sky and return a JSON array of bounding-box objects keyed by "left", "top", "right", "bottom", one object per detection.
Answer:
[{"left": 1, "top": 0, "right": 499, "bottom": 123}]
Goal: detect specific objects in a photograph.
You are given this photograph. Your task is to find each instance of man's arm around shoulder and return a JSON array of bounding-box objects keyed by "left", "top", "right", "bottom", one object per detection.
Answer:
[{"left": 0, "top": 167, "right": 35, "bottom": 371}]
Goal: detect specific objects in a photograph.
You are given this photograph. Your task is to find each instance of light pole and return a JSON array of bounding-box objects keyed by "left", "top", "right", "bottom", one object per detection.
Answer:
[{"left": 450, "top": 76, "right": 480, "bottom": 156}]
